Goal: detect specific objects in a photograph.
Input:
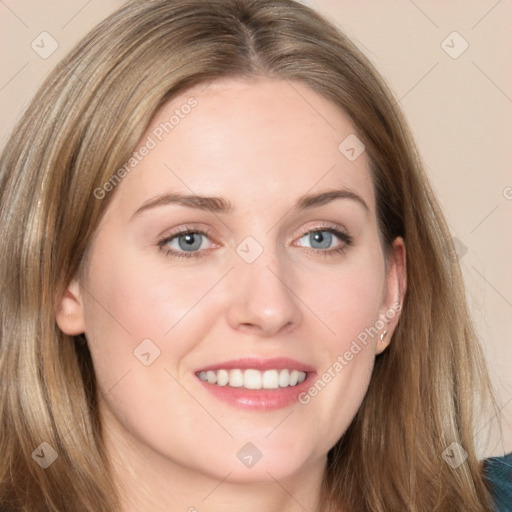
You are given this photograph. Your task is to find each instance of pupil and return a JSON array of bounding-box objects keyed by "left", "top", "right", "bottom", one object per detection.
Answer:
[
  {"left": 311, "top": 231, "right": 331, "bottom": 249},
  {"left": 178, "top": 233, "right": 201, "bottom": 251}
]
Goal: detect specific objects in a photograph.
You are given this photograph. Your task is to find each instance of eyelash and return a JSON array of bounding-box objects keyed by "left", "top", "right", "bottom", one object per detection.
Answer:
[
  {"left": 157, "top": 226, "right": 213, "bottom": 259},
  {"left": 157, "top": 225, "right": 353, "bottom": 259},
  {"left": 295, "top": 226, "right": 353, "bottom": 258}
]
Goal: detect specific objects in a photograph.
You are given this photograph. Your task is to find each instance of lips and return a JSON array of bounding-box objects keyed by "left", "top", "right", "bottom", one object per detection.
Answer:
[
  {"left": 196, "top": 356, "right": 315, "bottom": 373},
  {"left": 194, "top": 357, "right": 315, "bottom": 410}
]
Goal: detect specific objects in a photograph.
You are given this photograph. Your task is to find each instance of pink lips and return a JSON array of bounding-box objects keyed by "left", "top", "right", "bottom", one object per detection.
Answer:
[
  {"left": 195, "top": 357, "right": 316, "bottom": 410},
  {"left": 196, "top": 357, "right": 316, "bottom": 373}
]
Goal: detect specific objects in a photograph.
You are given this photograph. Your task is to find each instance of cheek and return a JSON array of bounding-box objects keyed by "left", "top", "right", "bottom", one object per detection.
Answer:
[
  {"left": 82, "top": 243, "right": 225, "bottom": 344},
  {"left": 302, "top": 248, "right": 386, "bottom": 346},
  {"left": 80, "top": 242, "right": 232, "bottom": 400},
  {"left": 297, "top": 311, "right": 377, "bottom": 456}
]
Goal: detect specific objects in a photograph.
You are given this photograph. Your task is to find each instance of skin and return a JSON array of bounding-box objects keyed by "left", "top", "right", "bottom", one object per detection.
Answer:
[{"left": 57, "top": 78, "right": 406, "bottom": 512}]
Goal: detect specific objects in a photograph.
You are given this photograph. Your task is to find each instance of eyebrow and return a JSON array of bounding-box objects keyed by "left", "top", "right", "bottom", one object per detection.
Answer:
[
  {"left": 131, "top": 188, "right": 369, "bottom": 219},
  {"left": 294, "top": 189, "right": 368, "bottom": 213}
]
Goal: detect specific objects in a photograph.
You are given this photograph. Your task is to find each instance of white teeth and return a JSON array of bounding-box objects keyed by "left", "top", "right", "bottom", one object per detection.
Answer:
[
  {"left": 244, "top": 369, "right": 262, "bottom": 389},
  {"left": 229, "top": 369, "right": 244, "bottom": 387},
  {"left": 216, "top": 369, "right": 229, "bottom": 386},
  {"left": 198, "top": 369, "right": 307, "bottom": 389},
  {"left": 278, "top": 369, "right": 290, "bottom": 387},
  {"left": 262, "top": 369, "right": 279, "bottom": 389}
]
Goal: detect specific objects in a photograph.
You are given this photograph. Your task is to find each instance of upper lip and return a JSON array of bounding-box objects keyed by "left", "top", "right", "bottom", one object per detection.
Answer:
[{"left": 196, "top": 357, "right": 316, "bottom": 373}]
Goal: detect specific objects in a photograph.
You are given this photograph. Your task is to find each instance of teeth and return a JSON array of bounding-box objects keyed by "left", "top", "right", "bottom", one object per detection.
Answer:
[
  {"left": 198, "top": 369, "right": 307, "bottom": 389},
  {"left": 229, "top": 369, "right": 244, "bottom": 387},
  {"left": 244, "top": 369, "right": 262, "bottom": 389},
  {"left": 217, "top": 369, "right": 229, "bottom": 386},
  {"left": 278, "top": 369, "right": 290, "bottom": 387},
  {"left": 262, "top": 369, "right": 279, "bottom": 389}
]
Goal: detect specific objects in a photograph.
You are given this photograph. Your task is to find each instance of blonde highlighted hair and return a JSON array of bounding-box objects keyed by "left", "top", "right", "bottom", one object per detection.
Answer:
[{"left": 0, "top": 0, "right": 498, "bottom": 510}]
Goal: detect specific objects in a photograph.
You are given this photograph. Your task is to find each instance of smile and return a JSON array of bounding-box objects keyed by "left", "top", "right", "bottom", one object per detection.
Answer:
[{"left": 197, "top": 368, "right": 307, "bottom": 389}]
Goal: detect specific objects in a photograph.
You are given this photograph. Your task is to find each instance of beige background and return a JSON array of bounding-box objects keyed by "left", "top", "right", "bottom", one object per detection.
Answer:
[{"left": 1, "top": 0, "right": 511, "bottom": 456}]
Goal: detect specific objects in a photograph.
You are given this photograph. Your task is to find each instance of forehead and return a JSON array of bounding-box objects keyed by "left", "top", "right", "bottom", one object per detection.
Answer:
[{"left": 111, "top": 77, "right": 375, "bottom": 218}]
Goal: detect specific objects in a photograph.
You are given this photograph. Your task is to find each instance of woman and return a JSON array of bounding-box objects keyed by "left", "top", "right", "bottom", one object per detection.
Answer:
[{"left": 0, "top": 0, "right": 509, "bottom": 510}]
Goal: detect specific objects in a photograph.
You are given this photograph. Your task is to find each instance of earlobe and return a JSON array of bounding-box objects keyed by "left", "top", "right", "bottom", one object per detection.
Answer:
[
  {"left": 55, "top": 279, "right": 86, "bottom": 335},
  {"left": 376, "top": 330, "right": 390, "bottom": 354},
  {"left": 376, "top": 237, "right": 407, "bottom": 355}
]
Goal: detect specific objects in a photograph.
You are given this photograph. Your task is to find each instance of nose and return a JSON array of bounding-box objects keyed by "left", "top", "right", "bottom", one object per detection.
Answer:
[{"left": 225, "top": 250, "right": 303, "bottom": 338}]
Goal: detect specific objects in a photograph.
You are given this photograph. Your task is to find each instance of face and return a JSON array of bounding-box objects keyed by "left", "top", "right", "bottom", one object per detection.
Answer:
[{"left": 57, "top": 78, "right": 405, "bottom": 484}]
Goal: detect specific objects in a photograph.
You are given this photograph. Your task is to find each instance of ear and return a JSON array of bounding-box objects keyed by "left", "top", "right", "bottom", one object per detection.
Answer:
[
  {"left": 55, "top": 278, "right": 86, "bottom": 335},
  {"left": 376, "top": 236, "right": 407, "bottom": 355}
]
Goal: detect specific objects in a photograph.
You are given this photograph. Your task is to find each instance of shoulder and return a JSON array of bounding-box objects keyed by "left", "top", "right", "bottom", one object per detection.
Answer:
[{"left": 484, "top": 452, "right": 512, "bottom": 512}]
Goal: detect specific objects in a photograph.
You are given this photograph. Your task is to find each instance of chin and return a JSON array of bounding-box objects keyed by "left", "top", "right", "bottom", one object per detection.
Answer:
[{"left": 190, "top": 435, "right": 321, "bottom": 484}]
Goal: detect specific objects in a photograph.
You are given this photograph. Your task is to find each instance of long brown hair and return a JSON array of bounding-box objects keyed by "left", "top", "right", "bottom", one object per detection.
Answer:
[{"left": 0, "top": 1, "right": 498, "bottom": 510}]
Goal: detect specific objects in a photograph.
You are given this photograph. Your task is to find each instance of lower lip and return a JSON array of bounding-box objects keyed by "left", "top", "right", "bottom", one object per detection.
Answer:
[{"left": 196, "top": 374, "right": 315, "bottom": 410}]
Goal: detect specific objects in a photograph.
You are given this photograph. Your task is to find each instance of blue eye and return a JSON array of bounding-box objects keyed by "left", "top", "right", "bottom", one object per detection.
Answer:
[
  {"left": 175, "top": 232, "right": 204, "bottom": 251},
  {"left": 296, "top": 229, "right": 350, "bottom": 252},
  {"left": 294, "top": 227, "right": 353, "bottom": 257},
  {"left": 301, "top": 230, "right": 334, "bottom": 249},
  {"left": 158, "top": 230, "right": 211, "bottom": 258}
]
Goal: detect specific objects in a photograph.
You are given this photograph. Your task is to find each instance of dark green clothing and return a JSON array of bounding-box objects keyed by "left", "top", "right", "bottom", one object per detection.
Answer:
[{"left": 485, "top": 452, "right": 512, "bottom": 511}]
